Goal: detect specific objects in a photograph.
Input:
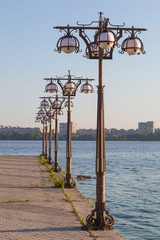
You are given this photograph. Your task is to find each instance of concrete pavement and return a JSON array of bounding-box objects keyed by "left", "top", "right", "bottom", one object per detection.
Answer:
[{"left": 0, "top": 155, "right": 125, "bottom": 240}]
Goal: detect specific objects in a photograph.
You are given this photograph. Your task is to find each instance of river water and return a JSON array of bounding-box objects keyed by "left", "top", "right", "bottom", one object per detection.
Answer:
[{"left": 0, "top": 140, "right": 159, "bottom": 240}]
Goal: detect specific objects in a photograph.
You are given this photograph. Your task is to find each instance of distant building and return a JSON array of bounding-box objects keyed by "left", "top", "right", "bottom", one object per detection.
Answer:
[
  {"left": 0, "top": 126, "right": 41, "bottom": 133},
  {"left": 59, "top": 122, "right": 77, "bottom": 136},
  {"left": 138, "top": 121, "right": 155, "bottom": 134},
  {"left": 76, "top": 128, "right": 96, "bottom": 135}
]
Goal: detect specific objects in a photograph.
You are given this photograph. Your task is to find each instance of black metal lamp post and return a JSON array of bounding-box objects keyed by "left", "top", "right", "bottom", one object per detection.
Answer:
[
  {"left": 44, "top": 71, "right": 94, "bottom": 187},
  {"left": 54, "top": 13, "right": 147, "bottom": 229}
]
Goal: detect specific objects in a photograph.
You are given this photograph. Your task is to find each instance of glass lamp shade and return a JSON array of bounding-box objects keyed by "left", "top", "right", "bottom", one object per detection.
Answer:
[
  {"left": 52, "top": 100, "right": 61, "bottom": 109},
  {"left": 40, "top": 99, "right": 49, "bottom": 109},
  {"left": 45, "top": 83, "right": 57, "bottom": 93},
  {"left": 122, "top": 37, "right": 141, "bottom": 55},
  {"left": 57, "top": 109, "right": 63, "bottom": 115},
  {"left": 61, "top": 36, "right": 76, "bottom": 54},
  {"left": 98, "top": 31, "right": 115, "bottom": 49},
  {"left": 64, "top": 82, "right": 76, "bottom": 94},
  {"left": 64, "top": 101, "right": 73, "bottom": 107},
  {"left": 47, "top": 109, "right": 54, "bottom": 117},
  {"left": 38, "top": 109, "right": 45, "bottom": 116},
  {"left": 81, "top": 83, "right": 93, "bottom": 94}
]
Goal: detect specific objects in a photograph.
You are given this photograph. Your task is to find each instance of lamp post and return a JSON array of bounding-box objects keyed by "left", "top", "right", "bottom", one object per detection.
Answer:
[
  {"left": 51, "top": 96, "right": 64, "bottom": 172},
  {"left": 47, "top": 107, "right": 54, "bottom": 164},
  {"left": 54, "top": 13, "right": 147, "bottom": 228},
  {"left": 40, "top": 98, "right": 49, "bottom": 159},
  {"left": 41, "top": 118, "right": 46, "bottom": 156},
  {"left": 44, "top": 70, "right": 94, "bottom": 187},
  {"left": 42, "top": 96, "right": 64, "bottom": 171},
  {"left": 38, "top": 109, "right": 46, "bottom": 156}
]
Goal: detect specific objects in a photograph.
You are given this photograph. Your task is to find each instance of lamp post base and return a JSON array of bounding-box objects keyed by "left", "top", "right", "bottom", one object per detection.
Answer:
[
  {"left": 51, "top": 163, "right": 61, "bottom": 172},
  {"left": 86, "top": 208, "right": 115, "bottom": 230},
  {"left": 47, "top": 157, "right": 52, "bottom": 165},
  {"left": 64, "top": 175, "right": 76, "bottom": 188}
]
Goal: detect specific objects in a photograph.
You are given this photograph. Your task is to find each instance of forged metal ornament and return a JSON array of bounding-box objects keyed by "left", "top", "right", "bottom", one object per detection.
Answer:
[
  {"left": 45, "top": 82, "right": 58, "bottom": 93},
  {"left": 85, "top": 42, "right": 106, "bottom": 58},
  {"left": 55, "top": 34, "right": 80, "bottom": 54},
  {"left": 64, "top": 177, "right": 76, "bottom": 188},
  {"left": 97, "top": 31, "right": 116, "bottom": 50},
  {"left": 52, "top": 100, "right": 61, "bottom": 109},
  {"left": 40, "top": 99, "right": 49, "bottom": 109},
  {"left": 81, "top": 82, "right": 93, "bottom": 94},
  {"left": 54, "top": 15, "right": 146, "bottom": 60},
  {"left": 86, "top": 209, "right": 115, "bottom": 229},
  {"left": 64, "top": 101, "right": 73, "bottom": 107},
  {"left": 64, "top": 82, "right": 76, "bottom": 94},
  {"left": 120, "top": 36, "right": 146, "bottom": 55},
  {"left": 51, "top": 164, "right": 61, "bottom": 172}
]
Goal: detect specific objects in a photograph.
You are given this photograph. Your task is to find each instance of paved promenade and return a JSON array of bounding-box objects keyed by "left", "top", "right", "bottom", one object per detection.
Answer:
[{"left": 0, "top": 155, "right": 125, "bottom": 240}]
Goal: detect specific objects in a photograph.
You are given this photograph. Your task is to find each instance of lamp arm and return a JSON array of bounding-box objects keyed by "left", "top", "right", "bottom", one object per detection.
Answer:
[
  {"left": 75, "top": 80, "right": 82, "bottom": 91},
  {"left": 79, "top": 29, "right": 92, "bottom": 58},
  {"left": 57, "top": 80, "right": 64, "bottom": 93},
  {"left": 48, "top": 97, "right": 53, "bottom": 106}
]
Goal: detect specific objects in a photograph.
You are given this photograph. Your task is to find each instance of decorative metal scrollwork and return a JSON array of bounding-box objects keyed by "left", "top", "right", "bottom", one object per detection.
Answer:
[
  {"left": 86, "top": 213, "right": 96, "bottom": 226},
  {"left": 86, "top": 208, "right": 114, "bottom": 229},
  {"left": 76, "top": 20, "right": 99, "bottom": 27},
  {"left": 108, "top": 21, "right": 125, "bottom": 27},
  {"left": 51, "top": 163, "right": 61, "bottom": 172},
  {"left": 105, "top": 209, "right": 115, "bottom": 227},
  {"left": 64, "top": 177, "right": 76, "bottom": 188}
]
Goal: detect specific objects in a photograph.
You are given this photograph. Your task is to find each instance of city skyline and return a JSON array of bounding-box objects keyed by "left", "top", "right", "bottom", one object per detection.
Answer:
[
  {"left": 0, "top": 120, "right": 158, "bottom": 132},
  {"left": 1, "top": 1, "right": 160, "bottom": 129}
]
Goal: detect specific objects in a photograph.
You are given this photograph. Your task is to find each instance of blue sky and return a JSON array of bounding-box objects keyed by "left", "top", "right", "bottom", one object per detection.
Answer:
[{"left": 0, "top": 0, "right": 160, "bottom": 130}]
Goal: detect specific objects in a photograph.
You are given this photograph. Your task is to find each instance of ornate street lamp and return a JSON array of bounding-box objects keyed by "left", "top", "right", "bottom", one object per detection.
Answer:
[
  {"left": 45, "top": 80, "right": 58, "bottom": 93},
  {"left": 40, "top": 98, "right": 50, "bottom": 159},
  {"left": 54, "top": 13, "right": 147, "bottom": 229},
  {"left": 44, "top": 70, "right": 94, "bottom": 188},
  {"left": 37, "top": 108, "right": 46, "bottom": 156},
  {"left": 40, "top": 118, "right": 46, "bottom": 157},
  {"left": 48, "top": 96, "right": 65, "bottom": 172},
  {"left": 47, "top": 107, "right": 54, "bottom": 164}
]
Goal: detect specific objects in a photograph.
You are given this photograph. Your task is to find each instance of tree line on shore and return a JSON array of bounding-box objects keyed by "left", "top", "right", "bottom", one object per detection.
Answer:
[{"left": 1, "top": 130, "right": 160, "bottom": 141}]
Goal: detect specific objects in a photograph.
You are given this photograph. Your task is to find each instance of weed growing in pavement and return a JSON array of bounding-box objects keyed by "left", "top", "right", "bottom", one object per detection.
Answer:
[{"left": 88, "top": 198, "right": 95, "bottom": 207}]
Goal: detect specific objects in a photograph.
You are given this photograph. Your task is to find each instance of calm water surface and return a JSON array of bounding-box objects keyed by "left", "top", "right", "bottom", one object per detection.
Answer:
[{"left": 0, "top": 140, "right": 159, "bottom": 240}]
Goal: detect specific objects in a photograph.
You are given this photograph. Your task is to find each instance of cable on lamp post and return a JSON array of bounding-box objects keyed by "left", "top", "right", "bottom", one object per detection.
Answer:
[
  {"left": 44, "top": 70, "right": 94, "bottom": 188},
  {"left": 54, "top": 12, "right": 147, "bottom": 229}
]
